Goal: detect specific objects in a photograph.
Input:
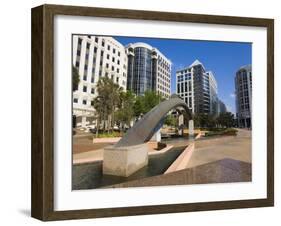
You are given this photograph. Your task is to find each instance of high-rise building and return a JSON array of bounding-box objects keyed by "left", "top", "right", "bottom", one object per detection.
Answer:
[
  {"left": 72, "top": 35, "right": 128, "bottom": 127},
  {"left": 176, "top": 60, "right": 219, "bottom": 115},
  {"left": 126, "top": 43, "right": 171, "bottom": 98},
  {"left": 235, "top": 65, "right": 252, "bottom": 128},
  {"left": 207, "top": 71, "right": 219, "bottom": 116},
  {"left": 218, "top": 99, "right": 227, "bottom": 114}
]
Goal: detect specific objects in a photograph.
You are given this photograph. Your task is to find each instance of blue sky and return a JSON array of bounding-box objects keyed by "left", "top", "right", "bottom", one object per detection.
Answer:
[{"left": 115, "top": 36, "right": 252, "bottom": 114}]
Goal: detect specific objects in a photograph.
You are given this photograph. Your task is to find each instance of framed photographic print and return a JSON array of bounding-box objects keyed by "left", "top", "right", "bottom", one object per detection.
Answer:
[{"left": 31, "top": 4, "right": 274, "bottom": 221}]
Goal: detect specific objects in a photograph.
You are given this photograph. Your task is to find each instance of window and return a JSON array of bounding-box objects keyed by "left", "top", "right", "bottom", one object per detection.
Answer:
[
  {"left": 107, "top": 54, "right": 110, "bottom": 60},
  {"left": 77, "top": 50, "right": 81, "bottom": 56},
  {"left": 112, "top": 57, "right": 115, "bottom": 63},
  {"left": 111, "top": 66, "right": 114, "bottom": 71},
  {"left": 102, "top": 40, "right": 105, "bottom": 47},
  {"left": 107, "top": 45, "right": 110, "bottom": 50},
  {"left": 73, "top": 98, "right": 78, "bottom": 103},
  {"left": 117, "top": 68, "right": 120, "bottom": 73},
  {"left": 113, "top": 48, "right": 116, "bottom": 54},
  {"left": 101, "top": 50, "right": 104, "bottom": 57},
  {"left": 75, "top": 61, "right": 79, "bottom": 67},
  {"left": 86, "top": 42, "right": 90, "bottom": 49},
  {"left": 118, "top": 51, "right": 120, "bottom": 56},
  {"left": 83, "top": 86, "right": 87, "bottom": 92},
  {"left": 106, "top": 63, "right": 109, "bottom": 68},
  {"left": 95, "top": 37, "right": 98, "bottom": 43},
  {"left": 84, "top": 64, "right": 88, "bottom": 70},
  {"left": 91, "top": 76, "right": 94, "bottom": 83},
  {"left": 116, "top": 77, "right": 119, "bottom": 83},
  {"left": 99, "top": 70, "right": 102, "bottom": 76},
  {"left": 83, "top": 75, "right": 87, "bottom": 81},
  {"left": 177, "top": 83, "right": 180, "bottom": 93},
  {"left": 117, "top": 59, "right": 120, "bottom": 65},
  {"left": 78, "top": 38, "right": 82, "bottom": 45},
  {"left": 94, "top": 47, "right": 97, "bottom": 53},
  {"left": 83, "top": 100, "right": 87, "bottom": 105},
  {"left": 91, "top": 101, "right": 94, "bottom": 106},
  {"left": 91, "top": 88, "right": 95, "bottom": 94}
]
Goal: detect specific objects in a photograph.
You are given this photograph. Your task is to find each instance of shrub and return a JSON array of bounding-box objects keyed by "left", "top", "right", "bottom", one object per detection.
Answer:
[
  {"left": 97, "top": 132, "right": 121, "bottom": 138},
  {"left": 223, "top": 128, "right": 238, "bottom": 136},
  {"left": 204, "top": 128, "right": 237, "bottom": 137}
]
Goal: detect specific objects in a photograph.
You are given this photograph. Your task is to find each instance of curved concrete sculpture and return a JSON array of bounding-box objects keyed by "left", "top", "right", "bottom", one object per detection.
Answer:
[
  {"left": 115, "top": 94, "right": 192, "bottom": 147},
  {"left": 103, "top": 94, "right": 193, "bottom": 177}
]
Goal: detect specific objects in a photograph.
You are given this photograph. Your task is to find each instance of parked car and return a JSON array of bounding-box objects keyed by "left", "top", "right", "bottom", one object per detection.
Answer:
[{"left": 86, "top": 125, "right": 96, "bottom": 133}]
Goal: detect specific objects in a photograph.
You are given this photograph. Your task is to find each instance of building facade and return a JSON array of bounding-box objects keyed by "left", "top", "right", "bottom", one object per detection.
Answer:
[
  {"left": 176, "top": 60, "right": 220, "bottom": 115},
  {"left": 235, "top": 65, "right": 252, "bottom": 128},
  {"left": 126, "top": 43, "right": 171, "bottom": 98},
  {"left": 72, "top": 35, "right": 128, "bottom": 127},
  {"left": 218, "top": 99, "right": 227, "bottom": 114},
  {"left": 207, "top": 71, "right": 219, "bottom": 116}
]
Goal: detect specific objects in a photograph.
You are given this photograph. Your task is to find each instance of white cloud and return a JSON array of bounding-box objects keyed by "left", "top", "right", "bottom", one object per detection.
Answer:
[{"left": 230, "top": 93, "right": 236, "bottom": 98}]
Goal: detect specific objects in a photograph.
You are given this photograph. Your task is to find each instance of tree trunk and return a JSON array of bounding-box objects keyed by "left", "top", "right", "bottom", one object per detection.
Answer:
[{"left": 95, "top": 117, "right": 99, "bottom": 138}]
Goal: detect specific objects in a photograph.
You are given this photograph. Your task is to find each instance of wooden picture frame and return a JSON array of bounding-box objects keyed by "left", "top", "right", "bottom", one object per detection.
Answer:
[{"left": 31, "top": 4, "right": 274, "bottom": 221}]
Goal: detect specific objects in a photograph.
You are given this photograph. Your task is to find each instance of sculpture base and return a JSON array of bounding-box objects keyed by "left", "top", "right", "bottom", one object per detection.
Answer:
[{"left": 103, "top": 144, "right": 149, "bottom": 177}]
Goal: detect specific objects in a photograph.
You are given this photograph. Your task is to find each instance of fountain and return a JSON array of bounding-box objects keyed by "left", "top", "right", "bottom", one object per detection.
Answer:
[{"left": 103, "top": 95, "right": 193, "bottom": 177}]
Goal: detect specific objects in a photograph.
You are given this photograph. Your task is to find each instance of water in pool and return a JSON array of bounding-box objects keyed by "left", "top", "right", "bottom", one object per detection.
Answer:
[{"left": 72, "top": 145, "right": 186, "bottom": 190}]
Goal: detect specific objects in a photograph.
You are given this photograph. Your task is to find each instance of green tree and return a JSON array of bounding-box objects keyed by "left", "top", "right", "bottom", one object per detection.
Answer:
[
  {"left": 72, "top": 66, "right": 80, "bottom": 91},
  {"left": 193, "top": 113, "right": 217, "bottom": 128},
  {"left": 93, "top": 77, "right": 122, "bottom": 134},
  {"left": 115, "top": 90, "right": 135, "bottom": 132},
  {"left": 132, "top": 90, "right": 163, "bottom": 117},
  {"left": 133, "top": 96, "right": 143, "bottom": 118},
  {"left": 217, "top": 112, "right": 235, "bottom": 128},
  {"left": 142, "top": 90, "right": 163, "bottom": 114},
  {"left": 164, "top": 114, "right": 177, "bottom": 127}
]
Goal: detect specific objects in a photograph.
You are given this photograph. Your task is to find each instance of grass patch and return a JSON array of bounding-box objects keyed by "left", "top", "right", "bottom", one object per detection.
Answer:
[
  {"left": 96, "top": 132, "right": 122, "bottom": 138},
  {"left": 204, "top": 128, "right": 238, "bottom": 137}
]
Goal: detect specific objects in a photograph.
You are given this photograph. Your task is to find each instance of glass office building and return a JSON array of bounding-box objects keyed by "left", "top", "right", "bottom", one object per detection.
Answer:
[
  {"left": 126, "top": 43, "right": 171, "bottom": 98},
  {"left": 176, "top": 60, "right": 220, "bottom": 115}
]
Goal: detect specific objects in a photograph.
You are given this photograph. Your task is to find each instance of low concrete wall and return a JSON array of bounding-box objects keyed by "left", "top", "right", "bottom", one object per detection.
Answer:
[
  {"left": 164, "top": 143, "right": 195, "bottom": 174},
  {"left": 148, "top": 145, "right": 173, "bottom": 156},
  {"left": 195, "top": 132, "right": 202, "bottom": 139},
  {"left": 92, "top": 137, "right": 121, "bottom": 144},
  {"left": 103, "top": 143, "right": 149, "bottom": 177}
]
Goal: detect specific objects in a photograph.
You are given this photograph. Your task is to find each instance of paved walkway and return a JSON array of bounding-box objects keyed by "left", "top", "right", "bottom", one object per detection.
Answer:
[
  {"left": 73, "top": 135, "right": 119, "bottom": 154},
  {"left": 107, "top": 158, "right": 251, "bottom": 188},
  {"left": 187, "top": 128, "right": 251, "bottom": 168}
]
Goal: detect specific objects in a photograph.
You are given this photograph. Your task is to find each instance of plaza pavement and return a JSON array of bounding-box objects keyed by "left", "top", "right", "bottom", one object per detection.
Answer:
[
  {"left": 187, "top": 128, "right": 251, "bottom": 168},
  {"left": 105, "top": 129, "right": 252, "bottom": 188},
  {"left": 73, "top": 128, "right": 251, "bottom": 172}
]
